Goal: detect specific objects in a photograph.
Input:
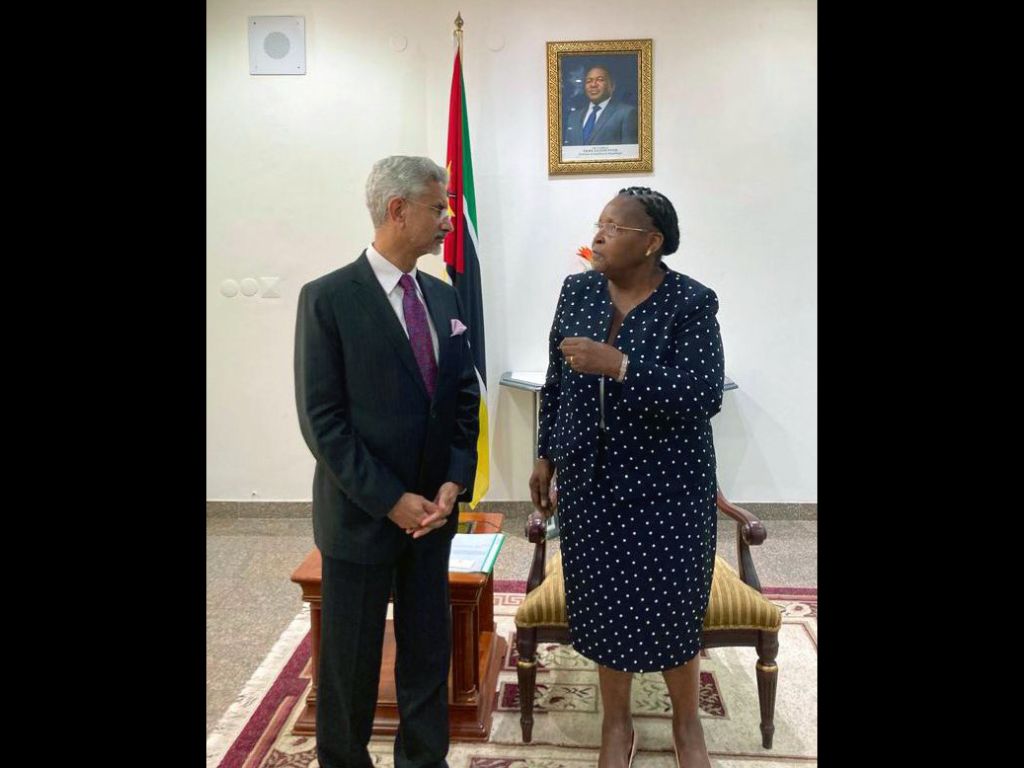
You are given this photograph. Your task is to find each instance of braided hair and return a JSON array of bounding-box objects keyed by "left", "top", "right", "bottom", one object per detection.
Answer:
[{"left": 617, "top": 186, "right": 680, "bottom": 256}]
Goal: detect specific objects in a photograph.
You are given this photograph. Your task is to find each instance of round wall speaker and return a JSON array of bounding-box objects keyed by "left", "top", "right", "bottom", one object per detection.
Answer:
[{"left": 249, "top": 16, "right": 305, "bottom": 76}]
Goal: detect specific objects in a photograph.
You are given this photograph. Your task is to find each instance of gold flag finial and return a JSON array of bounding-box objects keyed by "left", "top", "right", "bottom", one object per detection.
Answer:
[{"left": 454, "top": 12, "right": 463, "bottom": 53}]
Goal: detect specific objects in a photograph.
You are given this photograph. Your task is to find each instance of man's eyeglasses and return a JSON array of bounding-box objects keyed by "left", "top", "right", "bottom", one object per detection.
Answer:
[
  {"left": 593, "top": 222, "right": 650, "bottom": 237},
  {"left": 406, "top": 199, "right": 452, "bottom": 221}
]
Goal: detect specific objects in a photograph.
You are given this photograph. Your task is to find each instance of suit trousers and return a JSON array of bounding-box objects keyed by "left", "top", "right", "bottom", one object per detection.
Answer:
[{"left": 317, "top": 538, "right": 453, "bottom": 768}]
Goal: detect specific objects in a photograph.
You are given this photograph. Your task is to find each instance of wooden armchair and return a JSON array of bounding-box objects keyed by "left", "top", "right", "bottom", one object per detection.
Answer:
[{"left": 514, "top": 489, "right": 782, "bottom": 748}]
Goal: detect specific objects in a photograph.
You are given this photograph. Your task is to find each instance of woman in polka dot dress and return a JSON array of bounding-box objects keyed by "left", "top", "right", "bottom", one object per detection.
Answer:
[{"left": 529, "top": 188, "right": 724, "bottom": 768}]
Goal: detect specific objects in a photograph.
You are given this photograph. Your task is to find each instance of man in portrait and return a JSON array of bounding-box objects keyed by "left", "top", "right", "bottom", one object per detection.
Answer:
[{"left": 564, "top": 65, "right": 639, "bottom": 146}]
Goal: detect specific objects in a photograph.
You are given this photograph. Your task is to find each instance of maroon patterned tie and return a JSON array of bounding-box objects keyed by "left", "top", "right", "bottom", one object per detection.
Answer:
[{"left": 399, "top": 273, "right": 437, "bottom": 397}]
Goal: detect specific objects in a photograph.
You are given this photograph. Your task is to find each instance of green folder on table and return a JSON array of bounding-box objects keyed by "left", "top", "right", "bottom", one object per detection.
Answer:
[{"left": 449, "top": 533, "right": 506, "bottom": 574}]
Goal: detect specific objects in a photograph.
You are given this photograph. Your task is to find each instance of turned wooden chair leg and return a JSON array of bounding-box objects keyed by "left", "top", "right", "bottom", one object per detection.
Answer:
[
  {"left": 755, "top": 630, "right": 779, "bottom": 749},
  {"left": 517, "top": 627, "right": 538, "bottom": 742}
]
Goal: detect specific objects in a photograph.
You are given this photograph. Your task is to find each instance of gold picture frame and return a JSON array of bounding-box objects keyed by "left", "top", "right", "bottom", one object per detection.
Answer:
[{"left": 547, "top": 39, "right": 653, "bottom": 175}]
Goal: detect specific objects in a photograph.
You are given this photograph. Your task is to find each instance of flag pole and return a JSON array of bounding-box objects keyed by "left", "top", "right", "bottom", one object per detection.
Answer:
[{"left": 454, "top": 12, "right": 463, "bottom": 54}]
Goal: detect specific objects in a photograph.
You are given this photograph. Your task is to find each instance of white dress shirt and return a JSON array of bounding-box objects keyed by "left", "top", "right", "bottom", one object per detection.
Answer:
[{"left": 366, "top": 244, "right": 439, "bottom": 361}]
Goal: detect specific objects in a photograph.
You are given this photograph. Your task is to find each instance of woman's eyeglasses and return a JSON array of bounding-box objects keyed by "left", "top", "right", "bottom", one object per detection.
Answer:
[{"left": 593, "top": 222, "right": 650, "bottom": 237}]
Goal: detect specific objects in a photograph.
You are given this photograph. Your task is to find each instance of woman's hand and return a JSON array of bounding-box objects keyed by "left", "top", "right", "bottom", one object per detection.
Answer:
[
  {"left": 529, "top": 458, "right": 556, "bottom": 516},
  {"left": 559, "top": 337, "right": 623, "bottom": 378}
]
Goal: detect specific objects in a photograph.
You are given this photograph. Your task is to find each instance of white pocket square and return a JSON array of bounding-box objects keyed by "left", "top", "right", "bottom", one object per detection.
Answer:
[{"left": 450, "top": 319, "right": 468, "bottom": 336}]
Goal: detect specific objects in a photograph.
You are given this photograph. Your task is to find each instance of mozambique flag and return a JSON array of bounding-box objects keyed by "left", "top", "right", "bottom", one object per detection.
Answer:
[{"left": 444, "top": 46, "right": 489, "bottom": 508}]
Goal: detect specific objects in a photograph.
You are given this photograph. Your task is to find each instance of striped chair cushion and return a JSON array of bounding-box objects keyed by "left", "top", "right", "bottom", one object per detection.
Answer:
[
  {"left": 705, "top": 557, "right": 782, "bottom": 632},
  {"left": 515, "top": 552, "right": 781, "bottom": 632},
  {"left": 515, "top": 551, "right": 568, "bottom": 628}
]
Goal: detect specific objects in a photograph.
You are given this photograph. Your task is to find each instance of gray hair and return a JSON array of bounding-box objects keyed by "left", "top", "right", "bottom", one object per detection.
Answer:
[{"left": 365, "top": 156, "right": 448, "bottom": 227}]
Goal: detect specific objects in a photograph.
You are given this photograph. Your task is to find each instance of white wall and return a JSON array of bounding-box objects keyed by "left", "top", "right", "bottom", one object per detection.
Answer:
[{"left": 207, "top": 0, "right": 817, "bottom": 503}]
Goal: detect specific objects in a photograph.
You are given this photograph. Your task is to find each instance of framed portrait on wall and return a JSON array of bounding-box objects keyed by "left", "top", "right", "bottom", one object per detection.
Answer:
[{"left": 546, "top": 39, "right": 653, "bottom": 175}]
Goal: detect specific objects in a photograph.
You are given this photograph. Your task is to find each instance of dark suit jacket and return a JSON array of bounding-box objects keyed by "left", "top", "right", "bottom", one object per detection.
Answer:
[
  {"left": 294, "top": 252, "right": 480, "bottom": 564},
  {"left": 566, "top": 98, "right": 639, "bottom": 146}
]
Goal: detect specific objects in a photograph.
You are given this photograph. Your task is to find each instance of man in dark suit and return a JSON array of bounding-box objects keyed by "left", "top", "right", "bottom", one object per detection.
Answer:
[
  {"left": 565, "top": 65, "right": 639, "bottom": 146},
  {"left": 294, "top": 155, "right": 480, "bottom": 768}
]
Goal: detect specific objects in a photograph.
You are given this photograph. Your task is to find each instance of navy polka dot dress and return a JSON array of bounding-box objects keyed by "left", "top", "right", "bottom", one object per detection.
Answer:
[{"left": 537, "top": 266, "right": 725, "bottom": 673}]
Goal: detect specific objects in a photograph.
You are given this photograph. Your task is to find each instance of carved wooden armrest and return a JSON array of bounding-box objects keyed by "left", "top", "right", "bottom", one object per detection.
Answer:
[
  {"left": 527, "top": 510, "right": 547, "bottom": 543},
  {"left": 716, "top": 489, "right": 767, "bottom": 546},
  {"left": 525, "top": 511, "right": 548, "bottom": 594},
  {"left": 715, "top": 488, "right": 768, "bottom": 592}
]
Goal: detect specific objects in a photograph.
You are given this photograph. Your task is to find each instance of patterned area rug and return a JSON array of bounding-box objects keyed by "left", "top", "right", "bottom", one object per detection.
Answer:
[{"left": 207, "top": 585, "right": 816, "bottom": 768}]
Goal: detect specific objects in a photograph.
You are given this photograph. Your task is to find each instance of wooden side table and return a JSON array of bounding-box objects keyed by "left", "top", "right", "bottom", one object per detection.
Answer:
[{"left": 289, "top": 511, "right": 506, "bottom": 741}]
